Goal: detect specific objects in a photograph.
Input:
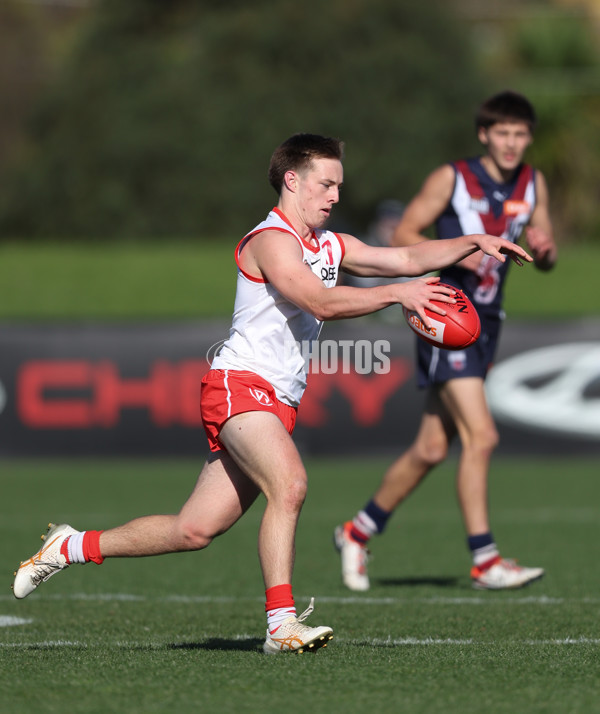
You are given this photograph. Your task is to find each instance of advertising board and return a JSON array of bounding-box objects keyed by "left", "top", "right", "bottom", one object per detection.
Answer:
[{"left": 1, "top": 318, "right": 598, "bottom": 456}]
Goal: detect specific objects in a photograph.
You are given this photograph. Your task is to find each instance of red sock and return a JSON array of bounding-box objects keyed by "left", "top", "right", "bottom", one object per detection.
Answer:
[
  {"left": 59, "top": 530, "right": 105, "bottom": 564},
  {"left": 265, "top": 583, "right": 294, "bottom": 612},
  {"left": 82, "top": 531, "right": 105, "bottom": 564}
]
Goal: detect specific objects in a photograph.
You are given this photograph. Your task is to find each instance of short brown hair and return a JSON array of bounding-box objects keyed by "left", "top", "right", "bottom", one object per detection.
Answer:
[
  {"left": 268, "top": 133, "right": 345, "bottom": 194},
  {"left": 476, "top": 90, "right": 537, "bottom": 132}
]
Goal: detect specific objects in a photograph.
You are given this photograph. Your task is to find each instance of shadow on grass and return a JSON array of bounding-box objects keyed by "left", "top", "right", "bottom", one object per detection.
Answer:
[
  {"left": 375, "top": 576, "right": 460, "bottom": 588},
  {"left": 169, "top": 638, "right": 263, "bottom": 652}
]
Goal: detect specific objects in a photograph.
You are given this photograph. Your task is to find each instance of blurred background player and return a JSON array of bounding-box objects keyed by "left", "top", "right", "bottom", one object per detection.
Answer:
[{"left": 335, "top": 90, "right": 558, "bottom": 591}]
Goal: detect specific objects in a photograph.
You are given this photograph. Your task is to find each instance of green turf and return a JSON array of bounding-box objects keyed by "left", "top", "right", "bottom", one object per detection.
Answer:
[
  {"left": 1, "top": 239, "right": 598, "bottom": 320},
  {"left": 1, "top": 456, "right": 599, "bottom": 714},
  {"left": 0, "top": 241, "right": 237, "bottom": 320}
]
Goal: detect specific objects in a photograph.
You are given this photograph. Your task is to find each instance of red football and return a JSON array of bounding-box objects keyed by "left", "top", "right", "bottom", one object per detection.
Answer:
[{"left": 402, "top": 283, "right": 481, "bottom": 350}]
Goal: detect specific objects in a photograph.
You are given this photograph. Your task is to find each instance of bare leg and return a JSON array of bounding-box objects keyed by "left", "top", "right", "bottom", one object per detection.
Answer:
[
  {"left": 438, "top": 377, "right": 499, "bottom": 536},
  {"left": 372, "top": 388, "right": 454, "bottom": 512},
  {"left": 371, "top": 378, "right": 497, "bottom": 536},
  {"left": 99, "top": 450, "right": 260, "bottom": 557},
  {"left": 219, "top": 411, "right": 308, "bottom": 590},
  {"left": 100, "top": 409, "right": 308, "bottom": 591}
]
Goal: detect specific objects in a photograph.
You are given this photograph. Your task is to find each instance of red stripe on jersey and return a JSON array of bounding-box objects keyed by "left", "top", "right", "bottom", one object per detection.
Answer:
[
  {"left": 512, "top": 164, "right": 534, "bottom": 201},
  {"left": 454, "top": 160, "right": 504, "bottom": 236},
  {"left": 455, "top": 159, "right": 482, "bottom": 198}
]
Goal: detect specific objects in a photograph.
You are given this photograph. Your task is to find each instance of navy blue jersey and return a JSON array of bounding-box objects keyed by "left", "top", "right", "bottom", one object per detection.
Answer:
[{"left": 437, "top": 158, "right": 536, "bottom": 317}]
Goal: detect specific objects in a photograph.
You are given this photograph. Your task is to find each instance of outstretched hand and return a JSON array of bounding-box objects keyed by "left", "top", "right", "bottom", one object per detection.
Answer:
[
  {"left": 476, "top": 235, "right": 533, "bottom": 266},
  {"left": 398, "top": 277, "right": 456, "bottom": 330},
  {"left": 525, "top": 226, "right": 557, "bottom": 270}
]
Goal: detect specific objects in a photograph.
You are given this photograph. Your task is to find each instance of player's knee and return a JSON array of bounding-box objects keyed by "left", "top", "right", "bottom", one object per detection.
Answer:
[
  {"left": 274, "top": 472, "right": 307, "bottom": 513},
  {"left": 469, "top": 424, "right": 499, "bottom": 455},
  {"left": 414, "top": 437, "right": 448, "bottom": 468},
  {"left": 178, "top": 521, "right": 214, "bottom": 550},
  {"left": 481, "top": 424, "right": 500, "bottom": 451}
]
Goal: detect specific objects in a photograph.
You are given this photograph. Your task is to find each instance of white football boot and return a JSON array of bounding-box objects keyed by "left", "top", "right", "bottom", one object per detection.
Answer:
[
  {"left": 263, "top": 598, "right": 333, "bottom": 654},
  {"left": 333, "top": 522, "right": 370, "bottom": 592},
  {"left": 13, "top": 523, "right": 77, "bottom": 599},
  {"left": 471, "top": 558, "right": 545, "bottom": 590}
]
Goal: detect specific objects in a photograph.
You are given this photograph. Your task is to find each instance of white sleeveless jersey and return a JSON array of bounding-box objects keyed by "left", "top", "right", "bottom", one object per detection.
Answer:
[{"left": 211, "top": 208, "right": 345, "bottom": 406}]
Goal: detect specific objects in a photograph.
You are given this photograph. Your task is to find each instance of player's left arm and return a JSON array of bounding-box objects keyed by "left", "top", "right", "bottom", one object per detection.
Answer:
[
  {"left": 340, "top": 231, "right": 531, "bottom": 278},
  {"left": 526, "top": 171, "right": 557, "bottom": 271}
]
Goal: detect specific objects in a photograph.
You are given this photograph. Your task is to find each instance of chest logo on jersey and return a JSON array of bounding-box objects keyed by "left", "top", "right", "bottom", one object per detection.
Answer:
[
  {"left": 470, "top": 197, "right": 490, "bottom": 214},
  {"left": 248, "top": 388, "right": 273, "bottom": 406},
  {"left": 303, "top": 257, "right": 337, "bottom": 283},
  {"left": 503, "top": 200, "right": 530, "bottom": 216}
]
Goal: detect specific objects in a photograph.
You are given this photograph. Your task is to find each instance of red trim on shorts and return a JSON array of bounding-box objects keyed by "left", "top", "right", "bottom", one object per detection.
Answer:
[{"left": 200, "top": 369, "right": 297, "bottom": 452}]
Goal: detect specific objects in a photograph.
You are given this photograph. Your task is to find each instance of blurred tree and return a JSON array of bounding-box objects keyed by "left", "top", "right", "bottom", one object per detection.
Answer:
[
  {"left": 0, "top": 1, "right": 47, "bottom": 179},
  {"left": 454, "top": 0, "right": 600, "bottom": 241},
  {"left": 510, "top": 14, "right": 600, "bottom": 241},
  {"left": 0, "top": 0, "right": 485, "bottom": 240}
]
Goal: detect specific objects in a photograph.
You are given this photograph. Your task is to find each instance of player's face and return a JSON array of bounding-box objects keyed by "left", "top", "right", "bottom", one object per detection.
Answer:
[
  {"left": 293, "top": 158, "right": 343, "bottom": 229},
  {"left": 478, "top": 121, "right": 532, "bottom": 174}
]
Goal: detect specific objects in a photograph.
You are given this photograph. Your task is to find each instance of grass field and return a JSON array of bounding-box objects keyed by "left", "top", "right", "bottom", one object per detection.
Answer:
[
  {"left": 1, "top": 455, "right": 599, "bottom": 714},
  {"left": 1, "top": 240, "right": 599, "bottom": 320}
]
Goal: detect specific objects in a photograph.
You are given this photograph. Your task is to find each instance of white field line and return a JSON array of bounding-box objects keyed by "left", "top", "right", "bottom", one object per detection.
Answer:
[
  {"left": 354, "top": 636, "right": 600, "bottom": 646},
  {"left": 2, "top": 593, "right": 600, "bottom": 605},
  {"left": 0, "top": 616, "right": 33, "bottom": 627},
  {"left": 3, "top": 594, "right": 599, "bottom": 644},
  {"left": 1, "top": 636, "right": 599, "bottom": 648}
]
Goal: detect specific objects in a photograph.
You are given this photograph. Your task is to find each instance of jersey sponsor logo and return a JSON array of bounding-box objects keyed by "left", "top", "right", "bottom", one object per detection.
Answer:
[
  {"left": 321, "top": 266, "right": 337, "bottom": 282},
  {"left": 503, "top": 200, "right": 530, "bottom": 216},
  {"left": 248, "top": 387, "right": 273, "bottom": 406},
  {"left": 470, "top": 197, "right": 489, "bottom": 213}
]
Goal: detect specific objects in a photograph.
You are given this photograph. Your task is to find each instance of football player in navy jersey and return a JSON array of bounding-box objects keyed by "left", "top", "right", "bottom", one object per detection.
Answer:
[{"left": 336, "top": 90, "right": 557, "bottom": 591}]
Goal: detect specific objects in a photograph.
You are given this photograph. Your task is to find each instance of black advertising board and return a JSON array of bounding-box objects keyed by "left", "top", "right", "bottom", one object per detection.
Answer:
[{"left": 0, "top": 317, "right": 598, "bottom": 457}]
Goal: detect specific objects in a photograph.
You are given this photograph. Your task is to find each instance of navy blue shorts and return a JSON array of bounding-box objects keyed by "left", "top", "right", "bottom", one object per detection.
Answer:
[{"left": 415, "top": 313, "right": 502, "bottom": 388}]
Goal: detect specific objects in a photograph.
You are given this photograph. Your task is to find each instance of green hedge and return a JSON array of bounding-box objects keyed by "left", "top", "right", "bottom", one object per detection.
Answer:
[
  {"left": 1, "top": 240, "right": 596, "bottom": 321},
  {"left": 0, "top": 0, "right": 485, "bottom": 240}
]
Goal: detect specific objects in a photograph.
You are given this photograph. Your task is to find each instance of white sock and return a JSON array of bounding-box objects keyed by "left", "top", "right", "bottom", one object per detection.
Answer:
[
  {"left": 352, "top": 509, "right": 378, "bottom": 539},
  {"left": 472, "top": 543, "right": 500, "bottom": 568},
  {"left": 267, "top": 606, "right": 296, "bottom": 633},
  {"left": 66, "top": 531, "right": 86, "bottom": 564}
]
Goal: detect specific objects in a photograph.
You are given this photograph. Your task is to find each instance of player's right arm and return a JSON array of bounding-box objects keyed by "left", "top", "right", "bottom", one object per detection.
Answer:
[
  {"left": 392, "top": 164, "right": 455, "bottom": 247},
  {"left": 395, "top": 164, "right": 483, "bottom": 273},
  {"left": 526, "top": 171, "right": 557, "bottom": 271}
]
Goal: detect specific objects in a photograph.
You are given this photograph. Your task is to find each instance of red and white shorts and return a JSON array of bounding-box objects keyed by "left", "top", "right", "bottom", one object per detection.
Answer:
[{"left": 200, "top": 369, "right": 298, "bottom": 452}]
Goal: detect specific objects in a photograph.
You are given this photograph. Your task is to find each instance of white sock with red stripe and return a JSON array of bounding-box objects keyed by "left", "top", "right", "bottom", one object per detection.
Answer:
[
  {"left": 267, "top": 606, "right": 297, "bottom": 633},
  {"left": 468, "top": 533, "right": 500, "bottom": 570},
  {"left": 59, "top": 531, "right": 105, "bottom": 565},
  {"left": 265, "top": 584, "right": 296, "bottom": 634},
  {"left": 65, "top": 531, "right": 86, "bottom": 564}
]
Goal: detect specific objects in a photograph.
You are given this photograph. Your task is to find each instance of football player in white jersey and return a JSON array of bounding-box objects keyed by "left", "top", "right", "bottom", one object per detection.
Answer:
[{"left": 13, "top": 133, "right": 532, "bottom": 653}]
